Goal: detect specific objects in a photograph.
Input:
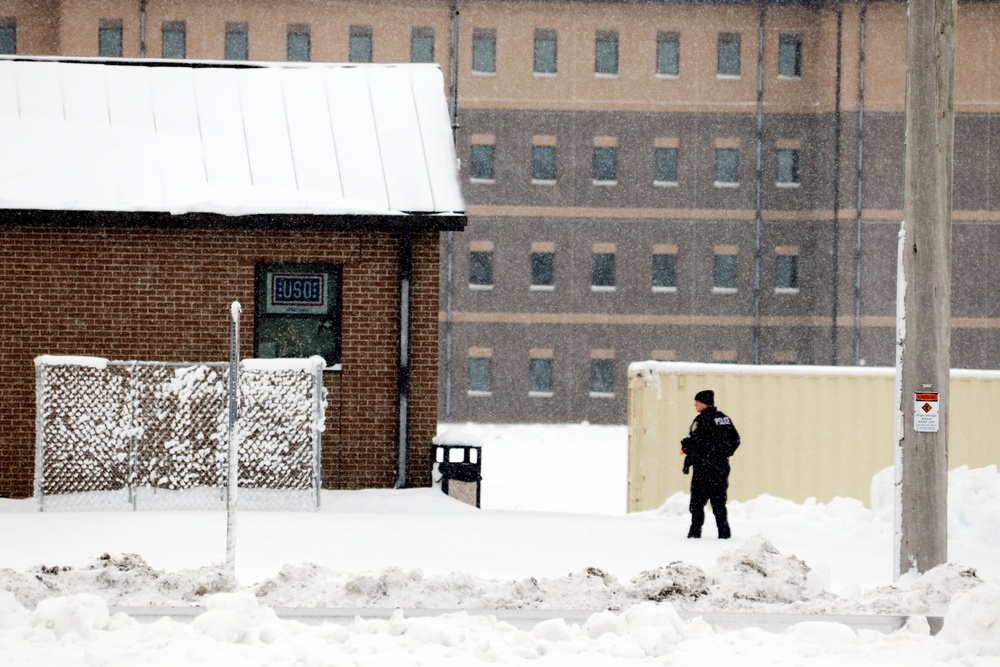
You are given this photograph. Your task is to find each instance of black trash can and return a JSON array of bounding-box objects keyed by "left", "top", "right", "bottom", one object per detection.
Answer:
[{"left": 434, "top": 444, "right": 482, "bottom": 508}]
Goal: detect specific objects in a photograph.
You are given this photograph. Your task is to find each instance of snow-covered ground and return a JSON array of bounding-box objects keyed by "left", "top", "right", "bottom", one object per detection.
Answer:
[{"left": 1, "top": 422, "right": 999, "bottom": 665}]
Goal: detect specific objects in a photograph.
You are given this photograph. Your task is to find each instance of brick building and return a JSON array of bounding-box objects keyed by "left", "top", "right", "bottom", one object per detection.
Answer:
[
  {"left": 0, "top": 58, "right": 465, "bottom": 498},
  {"left": 443, "top": 0, "right": 1000, "bottom": 424},
  {"left": 0, "top": 0, "right": 998, "bottom": 428}
]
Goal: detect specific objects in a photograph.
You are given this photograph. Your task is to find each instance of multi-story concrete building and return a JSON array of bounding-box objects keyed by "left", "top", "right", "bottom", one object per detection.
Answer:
[{"left": 2, "top": 0, "right": 998, "bottom": 426}]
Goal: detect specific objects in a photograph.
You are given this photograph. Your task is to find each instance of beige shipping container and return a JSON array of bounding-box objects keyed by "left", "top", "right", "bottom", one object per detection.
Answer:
[{"left": 627, "top": 362, "right": 1000, "bottom": 513}]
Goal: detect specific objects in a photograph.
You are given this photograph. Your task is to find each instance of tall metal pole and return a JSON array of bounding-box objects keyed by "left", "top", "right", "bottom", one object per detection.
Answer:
[
  {"left": 226, "top": 302, "right": 241, "bottom": 575},
  {"left": 443, "top": 0, "right": 460, "bottom": 421},
  {"left": 449, "top": 0, "right": 460, "bottom": 130},
  {"left": 830, "top": 7, "right": 843, "bottom": 366},
  {"left": 397, "top": 234, "right": 414, "bottom": 488},
  {"left": 895, "top": 0, "right": 955, "bottom": 579},
  {"left": 854, "top": 0, "right": 868, "bottom": 366},
  {"left": 752, "top": 5, "right": 764, "bottom": 365},
  {"left": 139, "top": 0, "right": 147, "bottom": 58}
]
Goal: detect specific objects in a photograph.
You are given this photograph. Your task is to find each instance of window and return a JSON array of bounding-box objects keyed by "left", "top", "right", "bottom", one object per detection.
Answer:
[
  {"left": 0, "top": 18, "right": 16, "bottom": 55},
  {"left": 773, "top": 351, "right": 798, "bottom": 365},
  {"left": 777, "top": 148, "right": 800, "bottom": 185},
  {"left": 469, "top": 245, "right": 494, "bottom": 289},
  {"left": 161, "top": 21, "right": 186, "bottom": 59},
  {"left": 591, "top": 245, "right": 616, "bottom": 290},
  {"left": 99, "top": 19, "right": 123, "bottom": 57},
  {"left": 712, "top": 350, "right": 738, "bottom": 364},
  {"left": 654, "top": 147, "right": 678, "bottom": 184},
  {"left": 590, "top": 356, "right": 615, "bottom": 396},
  {"left": 779, "top": 34, "right": 802, "bottom": 78},
  {"left": 225, "top": 22, "right": 248, "bottom": 60},
  {"left": 467, "top": 351, "right": 492, "bottom": 394},
  {"left": 593, "top": 145, "right": 618, "bottom": 183},
  {"left": 717, "top": 33, "right": 740, "bottom": 77},
  {"left": 715, "top": 148, "right": 739, "bottom": 186},
  {"left": 652, "top": 247, "right": 677, "bottom": 292},
  {"left": 349, "top": 25, "right": 372, "bottom": 63},
  {"left": 472, "top": 28, "right": 496, "bottom": 73},
  {"left": 713, "top": 250, "right": 738, "bottom": 292},
  {"left": 470, "top": 143, "right": 495, "bottom": 181},
  {"left": 656, "top": 31, "right": 679, "bottom": 77},
  {"left": 775, "top": 250, "right": 799, "bottom": 292},
  {"left": 287, "top": 24, "right": 310, "bottom": 62},
  {"left": 411, "top": 27, "right": 434, "bottom": 63},
  {"left": 534, "top": 29, "right": 557, "bottom": 74},
  {"left": 529, "top": 353, "right": 554, "bottom": 395},
  {"left": 595, "top": 31, "right": 618, "bottom": 75},
  {"left": 532, "top": 145, "right": 556, "bottom": 182},
  {"left": 530, "top": 245, "right": 555, "bottom": 290},
  {"left": 254, "top": 262, "right": 342, "bottom": 367}
]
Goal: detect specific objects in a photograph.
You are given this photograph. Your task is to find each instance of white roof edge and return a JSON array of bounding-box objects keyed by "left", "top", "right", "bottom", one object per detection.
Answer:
[{"left": 628, "top": 360, "right": 1000, "bottom": 380}]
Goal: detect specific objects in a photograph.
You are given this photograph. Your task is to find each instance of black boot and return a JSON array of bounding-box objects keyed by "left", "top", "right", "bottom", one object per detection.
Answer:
[
  {"left": 717, "top": 522, "right": 731, "bottom": 539},
  {"left": 687, "top": 527, "right": 701, "bottom": 538}
]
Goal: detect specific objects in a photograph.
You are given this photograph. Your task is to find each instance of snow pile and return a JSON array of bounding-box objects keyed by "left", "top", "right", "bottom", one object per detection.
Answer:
[
  {"left": 945, "top": 466, "right": 1000, "bottom": 547},
  {"left": 940, "top": 584, "right": 1000, "bottom": 655},
  {"left": 870, "top": 464, "right": 1000, "bottom": 547},
  {"left": 0, "top": 594, "right": 737, "bottom": 664},
  {"left": 190, "top": 592, "right": 285, "bottom": 644},
  {"left": 705, "top": 535, "right": 828, "bottom": 606},
  {"left": 2, "top": 537, "right": 990, "bottom": 621},
  {"left": 30, "top": 594, "right": 114, "bottom": 640},
  {"left": 0, "top": 591, "right": 998, "bottom": 666},
  {"left": 1, "top": 553, "right": 238, "bottom": 609},
  {"left": 623, "top": 562, "right": 709, "bottom": 603},
  {"left": 251, "top": 542, "right": 989, "bottom": 617}
]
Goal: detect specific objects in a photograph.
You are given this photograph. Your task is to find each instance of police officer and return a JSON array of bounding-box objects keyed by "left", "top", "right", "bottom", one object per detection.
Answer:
[{"left": 681, "top": 389, "right": 740, "bottom": 539}]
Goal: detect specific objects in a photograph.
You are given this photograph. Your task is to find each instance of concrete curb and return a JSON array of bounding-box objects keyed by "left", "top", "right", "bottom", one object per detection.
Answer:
[{"left": 111, "top": 606, "right": 944, "bottom": 635}]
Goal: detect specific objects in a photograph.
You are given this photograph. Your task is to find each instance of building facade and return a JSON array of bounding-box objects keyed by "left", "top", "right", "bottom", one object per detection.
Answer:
[
  {"left": 445, "top": 0, "right": 1000, "bottom": 424},
  {"left": 0, "top": 59, "right": 464, "bottom": 498},
  {"left": 1, "top": 224, "right": 446, "bottom": 498},
  {"left": 1, "top": 0, "right": 998, "bottom": 426}
]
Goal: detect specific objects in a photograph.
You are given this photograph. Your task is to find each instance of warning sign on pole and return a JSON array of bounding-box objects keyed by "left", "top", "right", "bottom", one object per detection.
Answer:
[{"left": 913, "top": 392, "right": 939, "bottom": 433}]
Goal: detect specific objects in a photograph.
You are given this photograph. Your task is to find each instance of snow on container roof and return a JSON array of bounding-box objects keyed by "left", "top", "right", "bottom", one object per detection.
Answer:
[{"left": 0, "top": 57, "right": 465, "bottom": 221}]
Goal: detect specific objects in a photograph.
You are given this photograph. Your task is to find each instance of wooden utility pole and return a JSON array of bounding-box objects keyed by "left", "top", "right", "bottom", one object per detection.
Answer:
[{"left": 895, "top": 0, "right": 955, "bottom": 580}]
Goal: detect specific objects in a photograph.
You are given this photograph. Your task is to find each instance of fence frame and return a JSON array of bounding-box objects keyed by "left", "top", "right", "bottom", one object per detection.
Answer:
[{"left": 34, "top": 356, "right": 325, "bottom": 511}]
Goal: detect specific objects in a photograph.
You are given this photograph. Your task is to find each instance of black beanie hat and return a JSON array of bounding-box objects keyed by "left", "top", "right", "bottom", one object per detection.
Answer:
[{"left": 694, "top": 390, "right": 715, "bottom": 406}]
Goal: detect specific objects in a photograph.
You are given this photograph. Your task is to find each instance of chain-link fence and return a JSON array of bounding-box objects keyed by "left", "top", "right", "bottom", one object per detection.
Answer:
[{"left": 34, "top": 356, "right": 326, "bottom": 511}]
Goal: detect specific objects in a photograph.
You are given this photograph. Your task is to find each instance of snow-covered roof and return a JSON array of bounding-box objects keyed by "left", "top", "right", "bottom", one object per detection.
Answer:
[
  {"left": 0, "top": 57, "right": 465, "bottom": 221},
  {"left": 629, "top": 360, "right": 1000, "bottom": 380}
]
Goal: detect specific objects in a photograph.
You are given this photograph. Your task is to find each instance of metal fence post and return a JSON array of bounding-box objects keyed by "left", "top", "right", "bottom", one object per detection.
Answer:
[
  {"left": 128, "top": 360, "right": 139, "bottom": 510},
  {"left": 226, "top": 302, "right": 241, "bottom": 574},
  {"left": 34, "top": 361, "right": 46, "bottom": 511},
  {"left": 313, "top": 362, "right": 323, "bottom": 509}
]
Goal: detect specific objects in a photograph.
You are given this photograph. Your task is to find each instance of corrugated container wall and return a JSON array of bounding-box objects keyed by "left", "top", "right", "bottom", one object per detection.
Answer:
[{"left": 627, "top": 362, "right": 1000, "bottom": 512}]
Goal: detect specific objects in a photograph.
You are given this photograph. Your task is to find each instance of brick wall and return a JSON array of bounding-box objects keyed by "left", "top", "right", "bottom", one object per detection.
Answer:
[{"left": 0, "top": 223, "right": 441, "bottom": 498}]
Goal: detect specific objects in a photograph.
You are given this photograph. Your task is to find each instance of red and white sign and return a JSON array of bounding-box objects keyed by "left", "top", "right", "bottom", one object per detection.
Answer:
[{"left": 914, "top": 392, "right": 939, "bottom": 433}]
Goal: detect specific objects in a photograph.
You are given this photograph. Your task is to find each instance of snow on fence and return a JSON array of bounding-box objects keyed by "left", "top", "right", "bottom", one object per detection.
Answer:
[{"left": 34, "top": 356, "right": 326, "bottom": 511}]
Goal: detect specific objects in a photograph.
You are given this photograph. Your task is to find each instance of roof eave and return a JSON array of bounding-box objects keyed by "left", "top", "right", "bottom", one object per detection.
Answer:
[{"left": 0, "top": 209, "right": 468, "bottom": 233}]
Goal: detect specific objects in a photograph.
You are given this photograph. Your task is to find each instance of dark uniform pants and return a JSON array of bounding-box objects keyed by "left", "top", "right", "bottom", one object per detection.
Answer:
[{"left": 689, "top": 482, "right": 730, "bottom": 538}]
